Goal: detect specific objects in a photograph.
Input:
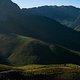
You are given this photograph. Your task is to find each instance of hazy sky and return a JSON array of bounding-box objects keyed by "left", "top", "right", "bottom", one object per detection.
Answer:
[{"left": 12, "top": 0, "right": 80, "bottom": 8}]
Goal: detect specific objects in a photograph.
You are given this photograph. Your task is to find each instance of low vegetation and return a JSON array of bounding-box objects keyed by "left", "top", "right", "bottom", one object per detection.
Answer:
[{"left": 0, "top": 64, "right": 80, "bottom": 80}]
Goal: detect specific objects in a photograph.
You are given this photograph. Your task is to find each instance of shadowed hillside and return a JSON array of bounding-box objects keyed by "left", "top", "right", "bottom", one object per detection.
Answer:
[{"left": 0, "top": 34, "right": 80, "bottom": 66}]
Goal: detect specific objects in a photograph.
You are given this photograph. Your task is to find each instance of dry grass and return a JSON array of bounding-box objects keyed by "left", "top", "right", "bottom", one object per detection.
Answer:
[{"left": 0, "top": 64, "right": 80, "bottom": 80}]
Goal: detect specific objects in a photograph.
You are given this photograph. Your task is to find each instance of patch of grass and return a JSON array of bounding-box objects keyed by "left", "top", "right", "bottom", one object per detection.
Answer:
[
  {"left": 0, "top": 64, "right": 12, "bottom": 71},
  {"left": 0, "top": 64, "right": 80, "bottom": 80}
]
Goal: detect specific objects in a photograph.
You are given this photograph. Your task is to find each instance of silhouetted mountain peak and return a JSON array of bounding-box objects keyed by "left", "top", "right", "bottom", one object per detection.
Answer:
[
  {"left": 0, "top": 0, "right": 21, "bottom": 22},
  {"left": 0, "top": 0, "right": 20, "bottom": 10}
]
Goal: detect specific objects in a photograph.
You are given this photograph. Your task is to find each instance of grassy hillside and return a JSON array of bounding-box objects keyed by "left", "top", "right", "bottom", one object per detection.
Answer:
[
  {"left": 0, "top": 64, "right": 80, "bottom": 80},
  {"left": 0, "top": 33, "right": 80, "bottom": 66}
]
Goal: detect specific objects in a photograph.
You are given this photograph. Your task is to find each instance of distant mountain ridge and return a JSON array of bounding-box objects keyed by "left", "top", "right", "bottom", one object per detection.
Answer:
[{"left": 23, "top": 5, "right": 80, "bottom": 27}]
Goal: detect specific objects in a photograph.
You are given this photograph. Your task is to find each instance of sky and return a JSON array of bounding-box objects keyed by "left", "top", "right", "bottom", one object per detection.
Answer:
[{"left": 12, "top": 0, "right": 80, "bottom": 8}]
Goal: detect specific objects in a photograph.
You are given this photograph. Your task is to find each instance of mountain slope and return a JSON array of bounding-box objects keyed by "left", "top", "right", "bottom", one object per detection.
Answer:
[
  {"left": 0, "top": 0, "right": 80, "bottom": 66},
  {"left": 23, "top": 6, "right": 80, "bottom": 27},
  {"left": 0, "top": 0, "right": 25, "bottom": 34},
  {"left": 0, "top": 0, "right": 80, "bottom": 51},
  {"left": 21, "top": 14, "right": 80, "bottom": 51},
  {"left": 71, "top": 16, "right": 80, "bottom": 31},
  {"left": 0, "top": 34, "right": 80, "bottom": 66}
]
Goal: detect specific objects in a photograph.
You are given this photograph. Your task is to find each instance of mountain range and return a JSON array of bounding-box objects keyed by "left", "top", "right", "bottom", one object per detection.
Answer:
[
  {"left": 0, "top": 0, "right": 80, "bottom": 66},
  {"left": 24, "top": 6, "right": 80, "bottom": 27}
]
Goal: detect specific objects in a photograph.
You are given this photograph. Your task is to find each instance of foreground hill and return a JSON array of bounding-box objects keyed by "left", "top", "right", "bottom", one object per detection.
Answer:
[
  {"left": 0, "top": 64, "right": 80, "bottom": 80},
  {"left": 23, "top": 6, "right": 80, "bottom": 27},
  {"left": 0, "top": 34, "right": 80, "bottom": 66}
]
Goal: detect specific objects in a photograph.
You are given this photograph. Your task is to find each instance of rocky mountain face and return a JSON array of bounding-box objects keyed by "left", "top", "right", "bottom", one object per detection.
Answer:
[{"left": 71, "top": 16, "right": 80, "bottom": 31}]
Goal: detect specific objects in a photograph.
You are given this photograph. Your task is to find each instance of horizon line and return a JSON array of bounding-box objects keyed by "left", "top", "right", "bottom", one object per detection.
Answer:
[{"left": 19, "top": 5, "right": 80, "bottom": 9}]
